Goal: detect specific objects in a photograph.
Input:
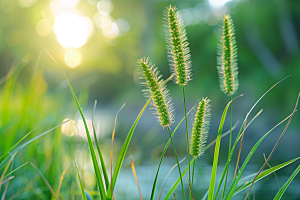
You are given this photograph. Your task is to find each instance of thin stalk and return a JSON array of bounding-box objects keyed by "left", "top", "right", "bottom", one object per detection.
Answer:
[
  {"left": 167, "top": 126, "right": 185, "bottom": 200},
  {"left": 182, "top": 86, "right": 190, "bottom": 199},
  {"left": 192, "top": 158, "right": 195, "bottom": 188},
  {"left": 221, "top": 95, "right": 233, "bottom": 199}
]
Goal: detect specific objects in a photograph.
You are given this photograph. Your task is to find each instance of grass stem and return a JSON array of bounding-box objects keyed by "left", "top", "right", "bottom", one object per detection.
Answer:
[
  {"left": 167, "top": 126, "right": 185, "bottom": 200},
  {"left": 182, "top": 86, "right": 190, "bottom": 199}
]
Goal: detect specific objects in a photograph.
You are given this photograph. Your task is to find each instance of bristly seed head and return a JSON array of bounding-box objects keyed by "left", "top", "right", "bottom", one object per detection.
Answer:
[
  {"left": 190, "top": 97, "right": 211, "bottom": 157},
  {"left": 217, "top": 15, "right": 239, "bottom": 96},
  {"left": 137, "top": 57, "right": 174, "bottom": 127},
  {"left": 165, "top": 5, "right": 192, "bottom": 86}
]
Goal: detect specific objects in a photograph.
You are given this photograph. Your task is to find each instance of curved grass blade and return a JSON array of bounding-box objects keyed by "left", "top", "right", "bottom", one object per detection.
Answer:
[
  {"left": 110, "top": 103, "right": 126, "bottom": 192},
  {"left": 224, "top": 112, "right": 295, "bottom": 200},
  {"left": 30, "top": 163, "right": 59, "bottom": 200},
  {"left": 158, "top": 157, "right": 186, "bottom": 200},
  {"left": 92, "top": 101, "right": 110, "bottom": 191},
  {"left": 0, "top": 130, "right": 34, "bottom": 161},
  {"left": 0, "top": 153, "right": 15, "bottom": 191},
  {"left": 106, "top": 97, "right": 152, "bottom": 199},
  {"left": 164, "top": 157, "right": 196, "bottom": 200},
  {"left": 3, "top": 162, "right": 28, "bottom": 180},
  {"left": 75, "top": 163, "right": 87, "bottom": 200},
  {"left": 150, "top": 107, "right": 194, "bottom": 200},
  {"left": 57, "top": 144, "right": 87, "bottom": 197},
  {"left": 163, "top": 121, "right": 239, "bottom": 200},
  {"left": 46, "top": 49, "right": 106, "bottom": 199},
  {"left": 273, "top": 164, "right": 300, "bottom": 200},
  {"left": 214, "top": 76, "right": 291, "bottom": 200},
  {"left": 0, "top": 120, "right": 70, "bottom": 170},
  {"left": 207, "top": 97, "right": 235, "bottom": 200},
  {"left": 245, "top": 93, "right": 300, "bottom": 199},
  {"left": 130, "top": 155, "right": 143, "bottom": 200},
  {"left": 233, "top": 157, "right": 300, "bottom": 196}
]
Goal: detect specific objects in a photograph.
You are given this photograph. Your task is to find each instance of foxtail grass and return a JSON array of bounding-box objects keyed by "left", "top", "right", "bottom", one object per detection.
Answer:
[
  {"left": 138, "top": 57, "right": 185, "bottom": 200},
  {"left": 217, "top": 15, "right": 238, "bottom": 96},
  {"left": 165, "top": 6, "right": 193, "bottom": 196},
  {"left": 190, "top": 97, "right": 211, "bottom": 190},
  {"left": 216, "top": 15, "right": 239, "bottom": 198},
  {"left": 138, "top": 57, "right": 174, "bottom": 127}
]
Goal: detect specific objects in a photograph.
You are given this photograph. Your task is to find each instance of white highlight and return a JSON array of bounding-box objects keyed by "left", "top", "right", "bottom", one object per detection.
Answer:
[{"left": 54, "top": 12, "right": 93, "bottom": 48}]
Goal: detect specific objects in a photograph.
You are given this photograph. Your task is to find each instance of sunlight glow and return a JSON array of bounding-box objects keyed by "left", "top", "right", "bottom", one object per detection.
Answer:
[
  {"left": 209, "top": 0, "right": 233, "bottom": 8},
  {"left": 64, "top": 49, "right": 82, "bottom": 68},
  {"left": 54, "top": 12, "right": 93, "bottom": 48}
]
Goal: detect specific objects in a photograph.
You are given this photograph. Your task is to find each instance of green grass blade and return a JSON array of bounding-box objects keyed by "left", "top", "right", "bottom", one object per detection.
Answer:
[
  {"left": 75, "top": 163, "right": 88, "bottom": 200},
  {"left": 3, "top": 162, "right": 29, "bottom": 180},
  {"left": 106, "top": 97, "right": 152, "bottom": 199},
  {"left": 224, "top": 113, "right": 293, "bottom": 199},
  {"left": 0, "top": 130, "right": 33, "bottom": 161},
  {"left": 164, "top": 157, "right": 196, "bottom": 200},
  {"left": 150, "top": 107, "right": 194, "bottom": 200},
  {"left": 233, "top": 157, "right": 300, "bottom": 196},
  {"left": 0, "top": 121, "right": 69, "bottom": 170},
  {"left": 46, "top": 49, "right": 106, "bottom": 199},
  {"left": 158, "top": 157, "right": 186, "bottom": 200},
  {"left": 30, "top": 163, "right": 59, "bottom": 200},
  {"left": 273, "top": 164, "right": 300, "bottom": 200},
  {"left": 164, "top": 120, "right": 238, "bottom": 200},
  {"left": 92, "top": 101, "right": 110, "bottom": 190},
  {"left": 213, "top": 75, "right": 291, "bottom": 199},
  {"left": 207, "top": 100, "right": 232, "bottom": 200}
]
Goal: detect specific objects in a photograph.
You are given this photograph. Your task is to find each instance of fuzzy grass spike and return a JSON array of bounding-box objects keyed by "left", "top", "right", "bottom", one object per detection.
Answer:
[
  {"left": 190, "top": 97, "right": 211, "bottom": 157},
  {"left": 165, "top": 5, "right": 192, "bottom": 86},
  {"left": 217, "top": 15, "right": 239, "bottom": 95},
  {"left": 138, "top": 57, "right": 174, "bottom": 127}
]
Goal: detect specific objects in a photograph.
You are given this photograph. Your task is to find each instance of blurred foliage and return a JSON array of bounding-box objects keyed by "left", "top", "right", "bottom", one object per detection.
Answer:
[{"left": 0, "top": 0, "right": 300, "bottom": 199}]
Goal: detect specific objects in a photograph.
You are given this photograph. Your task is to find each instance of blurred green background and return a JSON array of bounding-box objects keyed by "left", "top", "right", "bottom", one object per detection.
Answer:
[{"left": 0, "top": 0, "right": 300, "bottom": 199}]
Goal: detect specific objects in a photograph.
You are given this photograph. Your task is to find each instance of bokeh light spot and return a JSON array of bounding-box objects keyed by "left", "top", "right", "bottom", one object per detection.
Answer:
[
  {"left": 115, "top": 19, "right": 130, "bottom": 36},
  {"left": 102, "top": 22, "right": 119, "bottom": 39},
  {"left": 54, "top": 13, "right": 93, "bottom": 48},
  {"left": 36, "top": 19, "right": 52, "bottom": 36},
  {"left": 97, "top": 0, "right": 114, "bottom": 16},
  {"left": 61, "top": 118, "right": 76, "bottom": 137},
  {"left": 18, "top": 0, "right": 38, "bottom": 7},
  {"left": 179, "top": 9, "right": 193, "bottom": 26},
  {"left": 64, "top": 49, "right": 82, "bottom": 68}
]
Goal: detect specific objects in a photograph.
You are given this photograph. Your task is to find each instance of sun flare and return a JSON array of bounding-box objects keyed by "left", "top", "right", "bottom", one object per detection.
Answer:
[{"left": 53, "top": 12, "right": 93, "bottom": 48}]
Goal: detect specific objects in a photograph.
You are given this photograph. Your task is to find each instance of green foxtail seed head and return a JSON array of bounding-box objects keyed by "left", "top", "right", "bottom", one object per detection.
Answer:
[
  {"left": 190, "top": 97, "right": 211, "bottom": 157},
  {"left": 165, "top": 5, "right": 192, "bottom": 86},
  {"left": 137, "top": 57, "right": 174, "bottom": 127},
  {"left": 217, "top": 15, "right": 239, "bottom": 95}
]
